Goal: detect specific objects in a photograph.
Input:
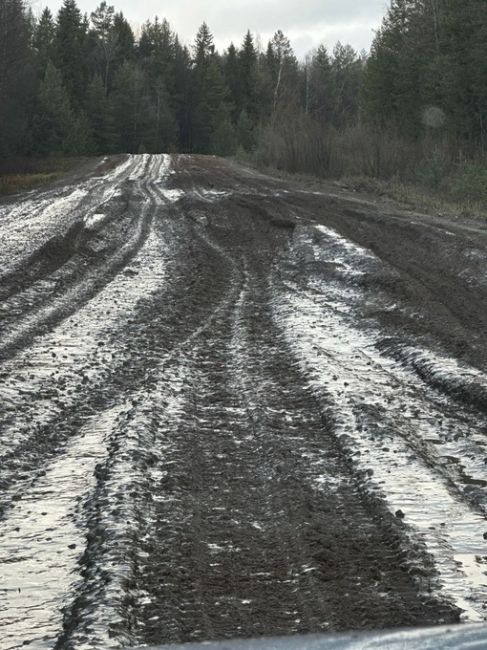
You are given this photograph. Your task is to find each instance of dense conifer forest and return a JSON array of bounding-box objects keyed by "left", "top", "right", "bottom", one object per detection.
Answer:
[
  {"left": 2, "top": 0, "right": 487, "bottom": 203},
  {"left": 0, "top": 0, "right": 365, "bottom": 157}
]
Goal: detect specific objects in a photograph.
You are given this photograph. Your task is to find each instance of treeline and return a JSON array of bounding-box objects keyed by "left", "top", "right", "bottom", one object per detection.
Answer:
[
  {"left": 0, "top": 0, "right": 364, "bottom": 158},
  {"left": 257, "top": 0, "right": 487, "bottom": 198},
  {"left": 3, "top": 0, "right": 487, "bottom": 202},
  {"left": 364, "top": 0, "right": 487, "bottom": 148}
]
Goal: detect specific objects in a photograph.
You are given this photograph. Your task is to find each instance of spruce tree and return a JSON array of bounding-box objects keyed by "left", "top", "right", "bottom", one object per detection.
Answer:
[
  {"left": 191, "top": 24, "right": 231, "bottom": 153},
  {"left": 308, "top": 45, "right": 333, "bottom": 124},
  {"left": 224, "top": 43, "right": 240, "bottom": 120},
  {"left": 112, "top": 12, "right": 135, "bottom": 65},
  {"left": 174, "top": 38, "right": 192, "bottom": 151},
  {"left": 112, "top": 60, "right": 148, "bottom": 152},
  {"left": 34, "top": 62, "right": 76, "bottom": 154},
  {"left": 237, "top": 109, "right": 256, "bottom": 152},
  {"left": 33, "top": 8, "right": 56, "bottom": 74},
  {"left": 90, "top": 2, "right": 118, "bottom": 91},
  {"left": 238, "top": 31, "right": 258, "bottom": 118},
  {"left": 86, "top": 74, "right": 116, "bottom": 153},
  {"left": 0, "top": 0, "right": 35, "bottom": 157},
  {"left": 55, "top": 0, "right": 88, "bottom": 107}
]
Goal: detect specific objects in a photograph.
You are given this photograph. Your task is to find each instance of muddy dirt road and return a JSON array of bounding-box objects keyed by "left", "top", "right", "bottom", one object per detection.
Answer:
[{"left": 0, "top": 154, "right": 486, "bottom": 649}]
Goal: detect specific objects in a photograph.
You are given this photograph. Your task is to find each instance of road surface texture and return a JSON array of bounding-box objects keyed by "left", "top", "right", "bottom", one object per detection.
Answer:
[{"left": 0, "top": 154, "right": 486, "bottom": 649}]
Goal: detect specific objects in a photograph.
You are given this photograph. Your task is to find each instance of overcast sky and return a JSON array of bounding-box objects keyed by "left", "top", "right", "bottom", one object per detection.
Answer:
[{"left": 35, "top": 0, "right": 388, "bottom": 58}]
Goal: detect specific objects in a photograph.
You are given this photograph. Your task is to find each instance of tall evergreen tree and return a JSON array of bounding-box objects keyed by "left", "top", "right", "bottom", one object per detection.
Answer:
[
  {"left": 112, "top": 12, "right": 135, "bottom": 65},
  {"left": 191, "top": 23, "right": 230, "bottom": 152},
  {"left": 330, "top": 42, "right": 363, "bottom": 127},
  {"left": 238, "top": 31, "right": 258, "bottom": 118},
  {"left": 33, "top": 8, "right": 56, "bottom": 74},
  {"left": 0, "top": 0, "right": 35, "bottom": 156},
  {"left": 308, "top": 45, "right": 333, "bottom": 124},
  {"left": 55, "top": 0, "right": 88, "bottom": 106},
  {"left": 86, "top": 73, "right": 116, "bottom": 152},
  {"left": 224, "top": 43, "right": 240, "bottom": 120},
  {"left": 90, "top": 2, "right": 118, "bottom": 91},
  {"left": 33, "top": 61, "right": 76, "bottom": 154},
  {"left": 174, "top": 38, "right": 192, "bottom": 150},
  {"left": 112, "top": 60, "right": 151, "bottom": 152}
]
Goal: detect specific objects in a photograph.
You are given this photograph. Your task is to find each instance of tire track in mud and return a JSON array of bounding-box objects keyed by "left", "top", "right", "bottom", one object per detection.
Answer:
[
  {"left": 273, "top": 190, "right": 487, "bottom": 374},
  {"left": 55, "top": 226, "right": 241, "bottom": 648},
  {"left": 272, "top": 222, "right": 487, "bottom": 621},
  {"left": 0, "top": 155, "right": 135, "bottom": 291},
  {"left": 58, "top": 191, "right": 461, "bottom": 647},
  {"left": 1, "top": 155, "right": 486, "bottom": 649},
  {"left": 0, "top": 169, "right": 229, "bottom": 512},
  {"left": 0, "top": 154, "right": 173, "bottom": 646},
  {"left": 0, "top": 160, "right": 241, "bottom": 649},
  {"left": 0, "top": 155, "right": 157, "bottom": 362}
]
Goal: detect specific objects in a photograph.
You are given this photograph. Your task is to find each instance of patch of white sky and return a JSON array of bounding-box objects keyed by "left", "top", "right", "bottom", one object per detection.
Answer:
[{"left": 35, "top": 0, "right": 388, "bottom": 58}]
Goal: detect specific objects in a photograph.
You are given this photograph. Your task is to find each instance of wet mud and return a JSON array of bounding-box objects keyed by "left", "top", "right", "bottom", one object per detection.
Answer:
[{"left": 0, "top": 154, "right": 486, "bottom": 649}]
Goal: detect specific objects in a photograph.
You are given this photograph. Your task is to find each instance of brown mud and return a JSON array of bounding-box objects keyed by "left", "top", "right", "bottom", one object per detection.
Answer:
[{"left": 0, "top": 154, "right": 486, "bottom": 649}]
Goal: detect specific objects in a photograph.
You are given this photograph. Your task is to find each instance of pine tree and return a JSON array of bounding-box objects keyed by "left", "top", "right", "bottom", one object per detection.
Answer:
[
  {"left": 0, "top": 0, "right": 35, "bottom": 156},
  {"left": 224, "top": 43, "right": 240, "bottom": 120},
  {"left": 90, "top": 2, "right": 118, "bottom": 91},
  {"left": 237, "top": 109, "right": 256, "bottom": 152},
  {"left": 112, "top": 12, "right": 135, "bottom": 65},
  {"left": 174, "top": 38, "right": 192, "bottom": 151},
  {"left": 34, "top": 62, "right": 76, "bottom": 154},
  {"left": 33, "top": 8, "right": 56, "bottom": 74},
  {"left": 238, "top": 31, "right": 258, "bottom": 118},
  {"left": 308, "top": 45, "right": 333, "bottom": 124},
  {"left": 330, "top": 42, "right": 363, "bottom": 127},
  {"left": 194, "top": 22, "right": 214, "bottom": 65},
  {"left": 363, "top": 1, "right": 431, "bottom": 135},
  {"left": 112, "top": 60, "right": 149, "bottom": 152},
  {"left": 55, "top": 0, "right": 88, "bottom": 107},
  {"left": 86, "top": 74, "right": 116, "bottom": 153},
  {"left": 191, "top": 24, "right": 231, "bottom": 153},
  {"left": 210, "top": 117, "right": 237, "bottom": 156}
]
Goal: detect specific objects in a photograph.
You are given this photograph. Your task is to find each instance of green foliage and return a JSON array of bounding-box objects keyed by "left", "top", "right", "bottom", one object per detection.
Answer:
[
  {"left": 236, "top": 110, "right": 256, "bottom": 152},
  {"left": 362, "top": 0, "right": 487, "bottom": 145},
  {"left": 64, "top": 111, "right": 93, "bottom": 155},
  {"left": 3, "top": 0, "right": 486, "bottom": 193},
  {"left": 447, "top": 163, "right": 487, "bottom": 203},
  {"left": 414, "top": 149, "right": 452, "bottom": 189},
  {"left": 0, "top": 0, "right": 35, "bottom": 157},
  {"left": 35, "top": 62, "right": 75, "bottom": 154},
  {"left": 33, "top": 8, "right": 56, "bottom": 73},
  {"left": 191, "top": 25, "right": 231, "bottom": 154},
  {"left": 239, "top": 31, "right": 258, "bottom": 118},
  {"left": 86, "top": 74, "right": 116, "bottom": 153},
  {"left": 111, "top": 61, "right": 147, "bottom": 152},
  {"left": 210, "top": 118, "right": 237, "bottom": 157},
  {"left": 55, "top": 0, "right": 88, "bottom": 106}
]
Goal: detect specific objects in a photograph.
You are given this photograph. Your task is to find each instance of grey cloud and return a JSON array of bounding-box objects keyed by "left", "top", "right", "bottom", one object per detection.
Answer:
[{"left": 41, "top": 0, "right": 386, "bottom": 57}]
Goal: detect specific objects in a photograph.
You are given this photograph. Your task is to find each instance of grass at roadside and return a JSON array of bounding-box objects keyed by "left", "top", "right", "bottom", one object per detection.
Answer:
[
  {"left": 243, "top": 122, "right": 487, "bottom": 222},
  {"left": 340, "top": 175, "right": 487, "bottom": 221},
  {"left": 247, "top": 161, "right": 487, "bottom": 222},
  {"left": 0, "top": 158, "right": 85, "bottom": 196}
]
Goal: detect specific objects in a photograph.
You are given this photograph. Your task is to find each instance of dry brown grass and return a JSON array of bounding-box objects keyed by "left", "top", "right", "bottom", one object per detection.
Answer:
[
  {"left": 251, "top": 119, "right": 487, "bottom": 221},
  {"left": 0, "top": 157, "right": 86, "bottom": 196},
  {"left": 0, "top": 172, "right": 64, "bottom": 195},
  {"left": 342, "top": 175, "right": 487, "bottom": 220}
]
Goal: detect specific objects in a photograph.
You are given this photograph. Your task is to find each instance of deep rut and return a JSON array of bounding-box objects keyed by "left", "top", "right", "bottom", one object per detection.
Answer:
[{"left": 1, "top": 154, "right": 486, "bottom": 650}]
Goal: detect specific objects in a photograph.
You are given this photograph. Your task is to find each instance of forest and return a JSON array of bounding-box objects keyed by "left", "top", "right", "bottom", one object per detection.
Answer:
[{"left": 2, "top": 0, "right": 487, "bottom": 205}]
